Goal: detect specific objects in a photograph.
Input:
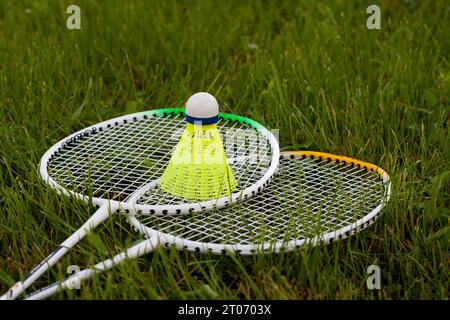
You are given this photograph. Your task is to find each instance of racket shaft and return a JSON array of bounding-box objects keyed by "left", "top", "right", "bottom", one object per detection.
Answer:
[
  {"left": 0, "top": 204, "right": 113, "bottom": 300},
  {"left": 25, "top": 236, "right": 159, "bottom": 300}
]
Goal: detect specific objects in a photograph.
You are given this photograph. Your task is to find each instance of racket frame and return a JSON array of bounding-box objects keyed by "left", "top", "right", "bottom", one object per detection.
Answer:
[
  {"left": 39, "top": 108, "right": 280, "bottom": 216},
  {"left": 128, "top": 151, "right": 391, "bottom": 254}
]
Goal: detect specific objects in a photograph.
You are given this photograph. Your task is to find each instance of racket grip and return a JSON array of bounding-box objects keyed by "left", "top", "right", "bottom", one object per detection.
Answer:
[
  {"left": 0, "top": 282, "right": 24, "bottom": 300},
  {"left": 0, "top": 204, "right": 113, "bottom": 300},
  {"left": 25, "top": 236, "right": 160, "bottom": 300}
]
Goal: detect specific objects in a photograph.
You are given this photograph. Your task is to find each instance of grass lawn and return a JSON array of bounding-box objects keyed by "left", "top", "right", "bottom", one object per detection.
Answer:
[{"left": 0, "top": 0, "right": 448, "bottom": 299}]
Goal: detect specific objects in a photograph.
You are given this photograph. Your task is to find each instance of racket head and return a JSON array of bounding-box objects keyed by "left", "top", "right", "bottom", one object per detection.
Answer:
[
  {"left": 40, "top": 108, "right": 279, "bottom": 215},
  {"left": 128, "top": 151, "right": 391, "bottom": 254}
]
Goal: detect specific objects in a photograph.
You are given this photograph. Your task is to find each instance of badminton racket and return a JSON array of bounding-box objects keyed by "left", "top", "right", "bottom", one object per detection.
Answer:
[
  {"left": 25, "top": 150, "right": 391, "bottom": 300},
  {"left": 1, "top": 108, "right": 279, "bottom": 300}
]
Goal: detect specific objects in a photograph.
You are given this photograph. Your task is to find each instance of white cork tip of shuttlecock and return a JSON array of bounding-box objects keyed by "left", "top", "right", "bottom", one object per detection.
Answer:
[{"left": 186, "top": 92, "right": 219, "bottom": 119}]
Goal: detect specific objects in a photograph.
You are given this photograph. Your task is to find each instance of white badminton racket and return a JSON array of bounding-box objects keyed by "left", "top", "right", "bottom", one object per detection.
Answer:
[
  {"left": 24, "top": 151, "right": 391, "bottom": 300},
  {"left": 1, "top": 108, "right": 279, "bottom": 300}
]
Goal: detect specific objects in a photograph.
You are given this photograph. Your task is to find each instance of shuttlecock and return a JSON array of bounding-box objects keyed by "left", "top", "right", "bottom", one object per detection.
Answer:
[{"left": 159, "top": 92, "right": 237, "bottom": 200}]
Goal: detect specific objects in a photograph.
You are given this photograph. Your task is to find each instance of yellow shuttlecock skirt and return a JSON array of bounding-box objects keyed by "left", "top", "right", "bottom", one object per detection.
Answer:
[{"left": 159, "top": 123, "right": 237, "bottom": 200}]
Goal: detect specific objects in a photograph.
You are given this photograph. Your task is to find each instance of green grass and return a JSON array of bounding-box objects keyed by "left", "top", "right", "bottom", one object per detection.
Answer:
[{"left": 0, "top": 0, "right": 449, "bottom": 299}]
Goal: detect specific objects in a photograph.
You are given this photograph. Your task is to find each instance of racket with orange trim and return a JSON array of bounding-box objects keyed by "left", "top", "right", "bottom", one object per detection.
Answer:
[{"left": 24, "top": 150, "right": 391, "bottom": 300}]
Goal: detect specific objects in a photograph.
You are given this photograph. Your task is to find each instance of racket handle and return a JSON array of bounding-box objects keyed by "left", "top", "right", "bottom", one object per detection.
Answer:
[
  {"left": 25, "top": 236, "right": 160, "bottom": 300},
  {"left": 0, "top": 204, "right": 113, "bottom": 300}
]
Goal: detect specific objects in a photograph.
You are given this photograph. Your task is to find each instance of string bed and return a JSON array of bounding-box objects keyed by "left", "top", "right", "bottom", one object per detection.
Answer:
[
  {"left": 46, "top": 113, "right": 273, "bottom": 204},
  {"left": 135, "top": 156, "right": 388, "bottom": 246}
]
